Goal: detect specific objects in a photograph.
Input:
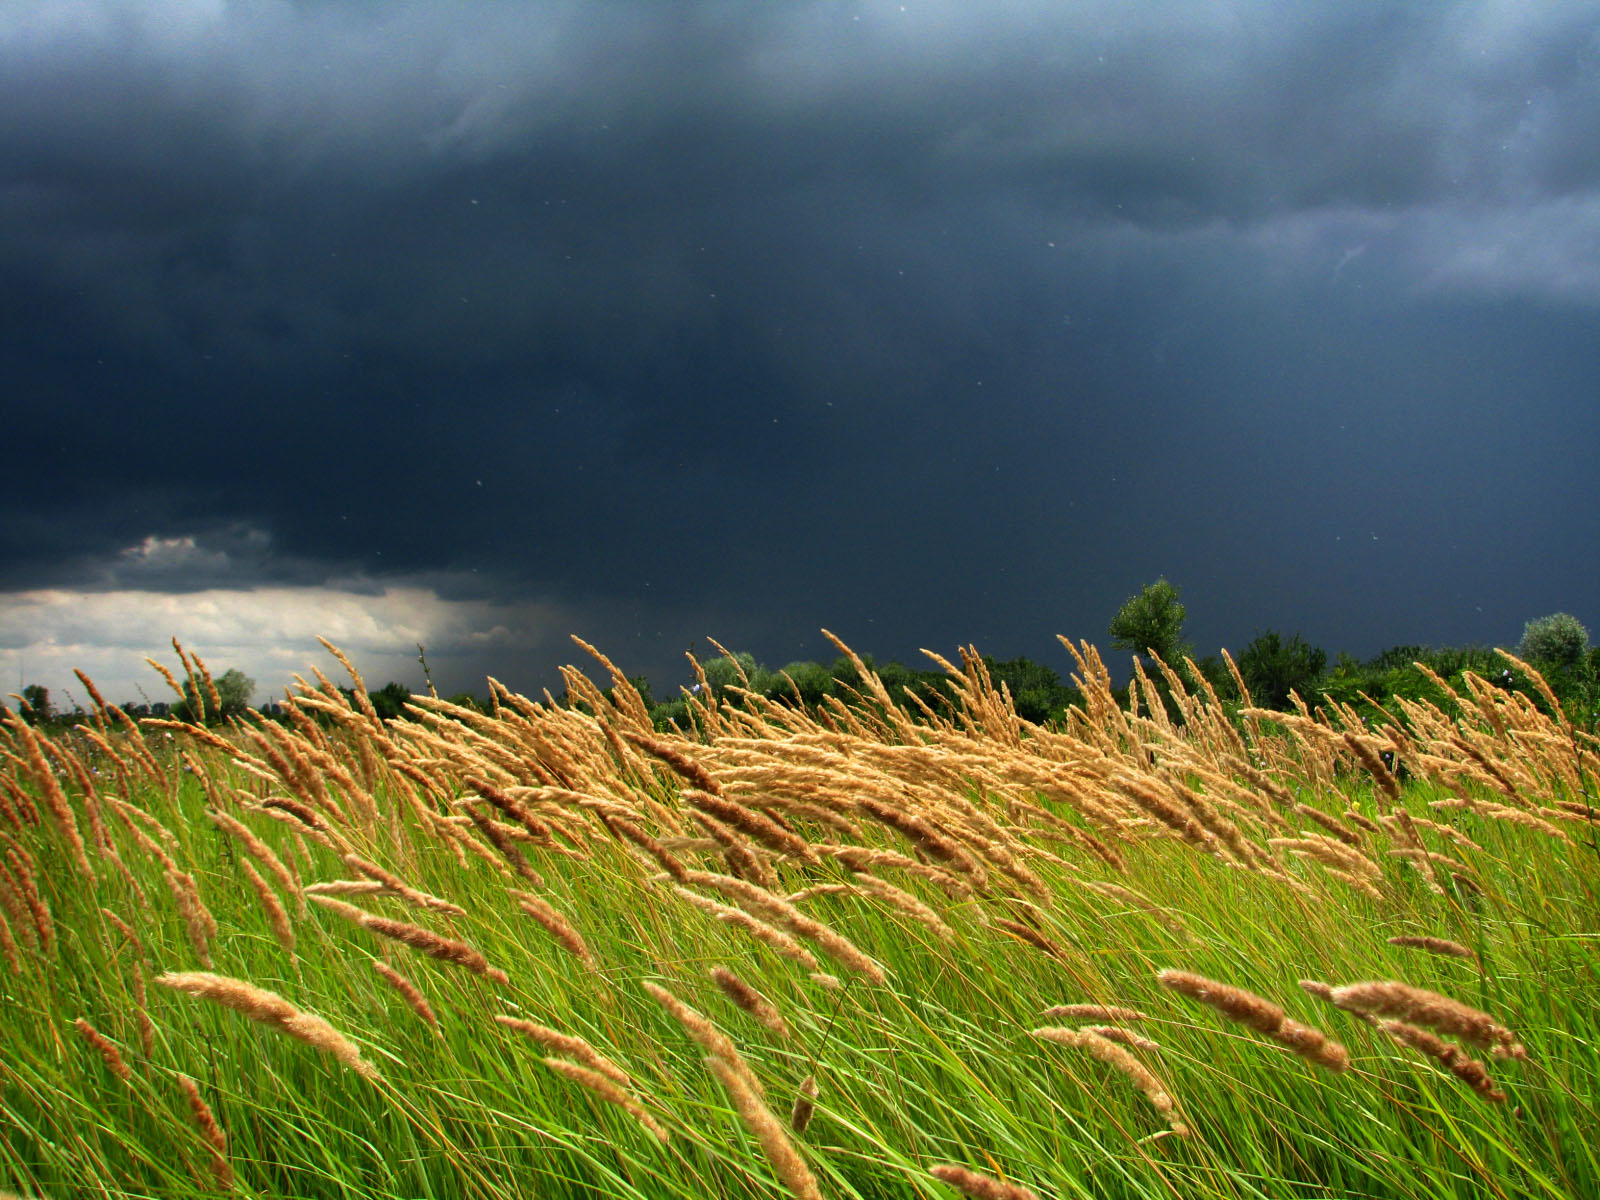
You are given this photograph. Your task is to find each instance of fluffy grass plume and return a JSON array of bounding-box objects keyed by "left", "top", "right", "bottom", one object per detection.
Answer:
[
  {"left": 929, "top": 1163, "right": 1041, "bottom": 1200},
  {"left": 1, "top": 639, "right": 1592, "bottom": 1200},
  {"left": 154, "top": 971, "right": 378, "bottom": 1080},
  {"left": 1158, "top": 969, "right": 1350, "bottom": 1072}
]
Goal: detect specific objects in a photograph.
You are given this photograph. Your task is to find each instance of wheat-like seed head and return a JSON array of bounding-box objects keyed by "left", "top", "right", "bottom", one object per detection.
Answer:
[
  {"left": 928, "top": 1163, "right": 1041, "bottom": 1200},
  {"left": 177, "top": 1073, "right": 233, "bottom": 1187},
  {"left": 1031, "top": 1026, "right": 1187, "bottom": 1136},
  {"left": 155, "top": 971, "right": 377, "bottom": 1079},
  {"left": 710, "top": 966, "right": 791, "bottom": 1039},
  {"left": 704, "top": 1055, "right": 821, "bottom": 1200},
  {"left": 373, "top": 960, "right": 438, "bottom": 1030},
  {"left": 1330, "top": 980, "right": 1525, "bottom": 1059},
  {"left": 1388, "top": 935, "right": 1476, "bottom": 961},
  {"left": 1158, "top": 969, "right": 1348, "bottom": 1072},
  {"left": 73, "top": 1018, "right": 131, "bottom": 1081}
]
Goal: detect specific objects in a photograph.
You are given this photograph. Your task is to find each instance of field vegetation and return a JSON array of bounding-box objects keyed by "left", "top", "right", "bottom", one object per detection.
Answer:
[{"left": 1, "top": 629, "right": 1596, "bottom": 1199}]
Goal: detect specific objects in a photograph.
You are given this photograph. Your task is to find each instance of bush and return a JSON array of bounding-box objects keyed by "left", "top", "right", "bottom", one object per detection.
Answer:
[
  {"left": 1236, "top": 631, "right": 1326, "bottom": 711},
  {"left": 1518, "top": 613, "right": 1590, "bottom": 668},
  {"left": 1108, "top": 578, "right": 1191, "bottom": 665}
]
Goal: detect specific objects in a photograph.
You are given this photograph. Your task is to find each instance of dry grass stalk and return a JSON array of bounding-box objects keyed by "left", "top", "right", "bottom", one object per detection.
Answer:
[
  {"left": 1344, "top": 808, "right": 1382, "bottom": 834},
  {"left": 684, "top": 789, "right": 816, "bottom": 863},
  {"left": 1041, "top": 1003, "right": 1149, "bottom": 1023},
  {"left": 994, "top": 918, "right": 1071, "bottom": 962},
  {"left": 683, "top": 870, "right": 885, "bottom": 983},
  {"left": 846, "top": 873, "right": 955, "bottom": 942},
  {"left": 542, "top": 1057, "right": 670, "bottom": 1143},
  {"left": 1158, "top": 969, "right": 1349, "bottom": 1072},
  {"left": 135, "top": 994, "right": 157, "bottom": 1057},
  {"left": 463, "top": 774, "right": 555, "bottom": 843},
  {"left": 164, "top": 870, "right": 215, "bottom": 968},
  {"left": 497, "top": 1016, "right": 628, "bottom": 1084},
  {"left": 304, "top": 880, "right": 388, "bottom": 897},
  {"left": 1079, "top": 1025, "right": 1162, "bottom": 1052},
  {"left": 0, "top": 911, "right": 18, "bottom": 973},
  {"left": 240, "top": 860, "right": 295, "bottom": 953},
  {"left": 310, "top": 896, "right": 510, "bottom": 985},
  {"left": 460, "top": 800, "right": 545, "bottom": 883},
  {"left": 1109, "top": 772, "right": 1221, "bottom": 858},
  {"left": 155, "top": 971, "right": 378, "bottom": 1079},
  {"left": 177, "top": 1073, "right": 233, "bottom": 1188},
  {"left": 704, "top": 1054, "right": 822, "bottom": 1200},
  {"left": 710, "top": 966, "right": 791, "bottom": 1039},
  {"left": 344, "top": 854, "right": 467, "bottom": 916},
  {"left": 1429, "top": 797, "right": 1569, "bottom": 840},
  {"left": 1389, "top": 935, "right": 1476, "bottom": 961},
  {"left": 790, "top": 1074, "right": 819, "bottom": 1134},
  {"left": 820, "top": 844, "right": 972, "bottom": 897},
  {"left": 101, "top": 907, "right": 145, "bottom": 961},
  {"left": 787, "top": 884, "right": 851, "bottom": 903},
  {"left": 1341, "top": 732, "right": 1403, "bottom": 811},
  {"left": 1293, "top": 804, "right": 1361, "bottom": 845},
  {"left": 603, "top": 815, "right": 688, "bottom": 881},
  {"left": 673, "top": 888, "right": 821, "bottom": 970},
  {"left": 373, "top": 960, "right": 438, "bottom": 1030},
  {"left": 73, "top": 1018, "right": 132, "bottom": 1081},
  {"left": 1031, "top": 1026, "right": 1187, "bottom": 1136},
  {"left": 0, "top": 857, "right": 42, "bottom": 952},
  {"left": 621, "top": 730, "right": 724, "bottom": 795},
  {"left": 1407, "top": 816, "right": 1484, "bottom": 853},
  {"left": 510, "top": 889, "right": 595, "bottom": 967},
  {"left": 208, "top": 810, "right": 304, "bottom": 915},
  {"left": 1078, "top": 879, "right": 1189, "bottom": 934},
  {"left": 1329, "top": 980, "right": 1526, "bottom": 1058},
  {"left": 928, "top": 1163, "right": 1041, "bottom": 1200},
  {"left": 644, "top": 980, "right": 767, "bottom": 1100},
  {"left": 4, "top": 712, "right": 93, "bottom": 880},
  {"left": 855, "top": 796, "right": 986, "bottom": 883},
  {"left": 1378, "top": 1020, "right": 1507, "bottom": 1102},
  {"left": 693, "top": 810, "right": 778, "bottom": 889}
]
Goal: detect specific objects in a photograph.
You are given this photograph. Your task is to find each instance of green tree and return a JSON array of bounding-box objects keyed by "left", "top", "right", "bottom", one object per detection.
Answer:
[
  {"left": 1518, "top": 613, "right": 1590, "bottom": 669},
  {"left": 1236, "top": 631, "right": 1326, "bottom": 710},
  {"left": 214, "top": 668, "right": 255, "bottom": 717},
  {"left": 370, "top": 681, "right": 413, "bottom": 721},
  {"left": 173, "top": 668, "right": 255, "bottom": 724},
  {"left": 772, "top": 661, "right": 834, "bottom": 707},
  {"left": 1108, "top": 578, "right": 1191, "bottom": 666},
  {"left": 19, "top": 684, "right": 52, "bottom": 725}
]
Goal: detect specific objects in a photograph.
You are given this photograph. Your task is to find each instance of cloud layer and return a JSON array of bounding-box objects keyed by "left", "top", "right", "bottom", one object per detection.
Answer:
[{"left": 3, "top": 1, "right": 1597, "bottom": 702}]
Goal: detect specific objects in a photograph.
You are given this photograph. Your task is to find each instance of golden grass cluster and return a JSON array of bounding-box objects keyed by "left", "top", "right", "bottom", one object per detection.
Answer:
[{"left": 2, "top": 631, "right": 1591, "bottom": 1197}]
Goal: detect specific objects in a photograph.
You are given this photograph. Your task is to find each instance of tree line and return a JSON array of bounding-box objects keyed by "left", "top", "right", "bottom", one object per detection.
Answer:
[{"left": 9, "top": 580, "right": 1595, "bottom": 734}]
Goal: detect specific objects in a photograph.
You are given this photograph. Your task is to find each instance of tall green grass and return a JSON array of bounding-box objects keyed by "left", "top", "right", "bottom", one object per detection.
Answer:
[{"left": 1, "top": 639, "right": 1595, "bottom": 1200}]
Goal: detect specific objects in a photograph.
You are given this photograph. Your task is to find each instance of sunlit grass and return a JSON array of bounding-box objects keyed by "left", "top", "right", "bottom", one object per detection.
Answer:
[{"left": 0, "top": 637, "right": 1595, "bottom": 1199}]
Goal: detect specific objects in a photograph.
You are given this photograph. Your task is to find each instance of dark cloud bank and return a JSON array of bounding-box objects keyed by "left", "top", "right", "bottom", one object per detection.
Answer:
[{"left": 3, "top": 2, "right": 1598, "bottom": 702}]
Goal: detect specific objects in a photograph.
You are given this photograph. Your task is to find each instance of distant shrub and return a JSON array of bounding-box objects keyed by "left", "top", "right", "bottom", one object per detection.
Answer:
[
  {"left": 1518, "top": 613, "right": 1590, "bottom": 668},
  {"left": 1237, "top": 631, "right": 1326, "bottom": 711}
]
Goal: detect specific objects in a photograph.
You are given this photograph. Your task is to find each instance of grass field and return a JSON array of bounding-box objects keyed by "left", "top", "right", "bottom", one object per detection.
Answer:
[{"left": 1, "top": 633, "right": 1596, "bottom": 1200}]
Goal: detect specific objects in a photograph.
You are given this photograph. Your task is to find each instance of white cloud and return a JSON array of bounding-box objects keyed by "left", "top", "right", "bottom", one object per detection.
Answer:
[{"left": 0, "top": 585, "right": 578, "bottom": 709}]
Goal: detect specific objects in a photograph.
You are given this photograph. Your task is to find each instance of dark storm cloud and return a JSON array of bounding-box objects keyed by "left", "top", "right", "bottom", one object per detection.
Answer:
[{"left": 3, "top": 1, "right": 1599, "bottom": 700}]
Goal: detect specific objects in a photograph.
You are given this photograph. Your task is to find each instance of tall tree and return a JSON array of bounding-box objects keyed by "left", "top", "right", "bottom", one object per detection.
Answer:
[{"left": 1108, "top": 578, "right": 1191, "bottom": 666}]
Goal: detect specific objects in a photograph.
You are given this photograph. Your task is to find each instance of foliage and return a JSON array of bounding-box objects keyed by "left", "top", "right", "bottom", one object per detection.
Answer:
[
  {"left": 171, "top": 667, "right": 256, "bottom": 725},
  {"left": 1108, "top": 577, "right": 1191, "bottom": 666},
  {"left": 1518, "top": 612, "right": 1591, "bottom": 668},
  {"left": 19, "top": 683, "right": 52, "bottom": 724},
  {"left": 1236, "top": 630, "right": 1326, "bottom": 710},
  {"left": 369, "top": 681, "right": 413, "bottom": 721}
]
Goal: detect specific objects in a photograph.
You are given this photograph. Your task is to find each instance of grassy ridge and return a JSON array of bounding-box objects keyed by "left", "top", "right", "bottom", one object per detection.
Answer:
[{"left": 1, "top": 636, "right": 1596, "bottom": 1199}]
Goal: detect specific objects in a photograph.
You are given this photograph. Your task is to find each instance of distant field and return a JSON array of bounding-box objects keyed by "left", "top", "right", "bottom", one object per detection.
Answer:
[{"left": 1, "top": 634, "right": 1595, "bottom": 1200}]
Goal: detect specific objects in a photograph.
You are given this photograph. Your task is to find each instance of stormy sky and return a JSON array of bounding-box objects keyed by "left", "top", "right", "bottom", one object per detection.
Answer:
[{"left": 3, "top": 1, "right": 1599, "bottom": 707}]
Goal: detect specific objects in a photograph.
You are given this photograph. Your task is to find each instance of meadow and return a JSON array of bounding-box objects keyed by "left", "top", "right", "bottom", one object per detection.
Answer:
[{"left": 0, "top": 632, "right": 1595, "bottom": 1200}]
